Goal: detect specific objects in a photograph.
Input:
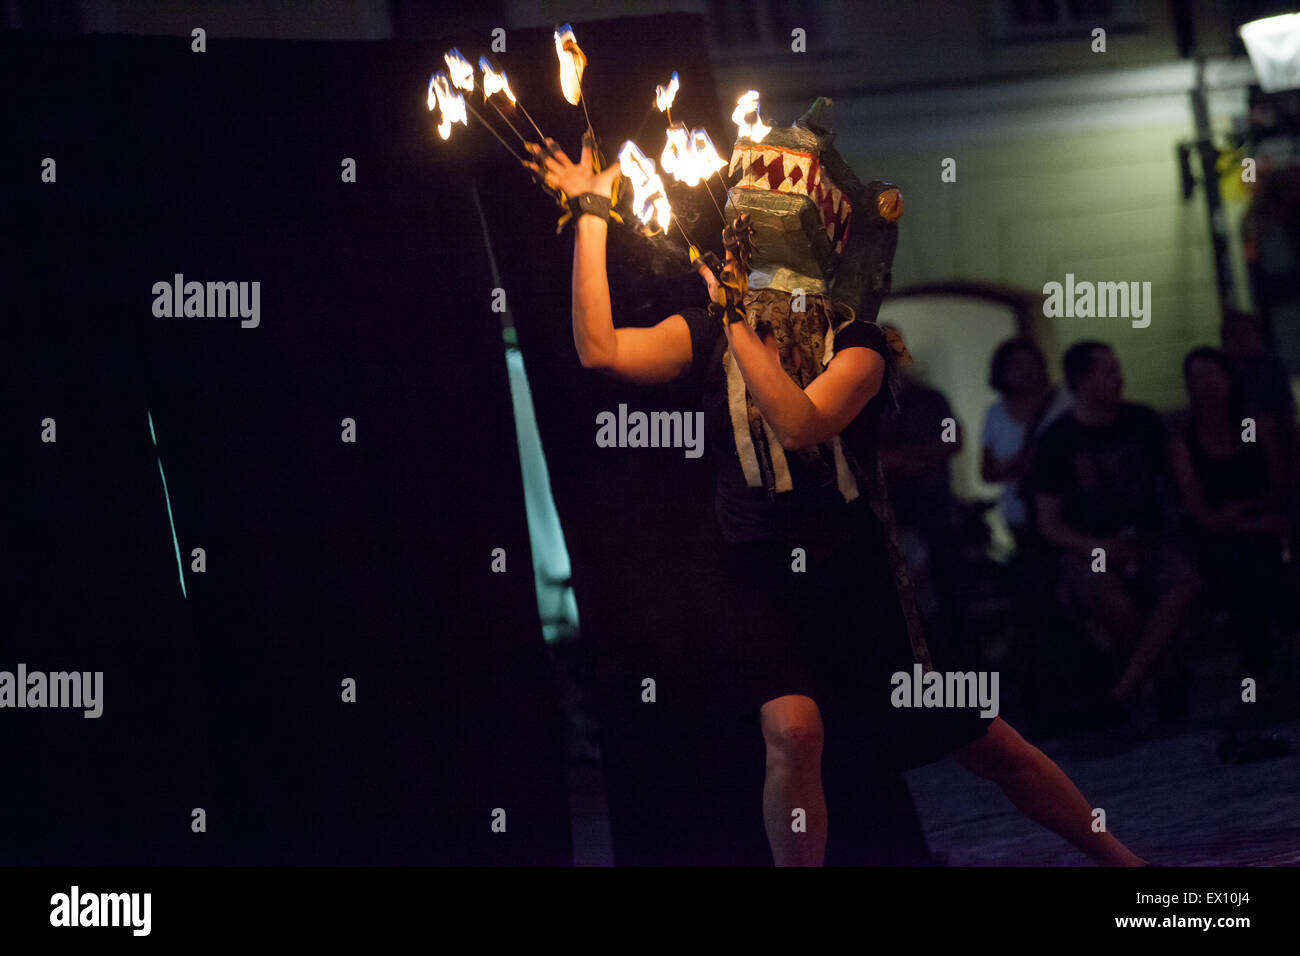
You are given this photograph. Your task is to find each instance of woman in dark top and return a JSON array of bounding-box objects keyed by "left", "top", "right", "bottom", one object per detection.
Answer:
[
  {"left": 1170, "top": 347, "right": 1291, "bottom": 670},
  {"left": 526, "top": 138, "right": 1144, "bottom": 866}
]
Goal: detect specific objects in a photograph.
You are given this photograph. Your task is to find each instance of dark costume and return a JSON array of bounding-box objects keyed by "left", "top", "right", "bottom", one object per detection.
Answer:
[
  {"left": 680, "top": 98, "right": 990, "bottom": 769},
  {"left": 681, "top": 294, "right": 989, "bottom": 771}
]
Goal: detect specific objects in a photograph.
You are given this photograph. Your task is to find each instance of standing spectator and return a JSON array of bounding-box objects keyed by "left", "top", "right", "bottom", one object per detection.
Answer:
[
  {"left": 1169, "top": 347, "right": 1290, "bottom": 673},
  {"left": 1030, "top": 342, "right": 1199, "bottom": 707},
  {"left": 878, "top": 327, "right": 964, "bottom": 659},
  {"left": 1221, "top": 309, "right": 1298, "bottom": 492}
]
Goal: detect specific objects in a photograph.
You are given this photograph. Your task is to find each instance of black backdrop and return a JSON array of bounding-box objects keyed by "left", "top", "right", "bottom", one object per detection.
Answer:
[
  {"left": 472, "top": 13, "right": 760, "bottom": 867},
  {"left": 2, "top": 13, "right": 933, "bottom": 867},
  {"left": 2, "top": 27, "right": 568, "bottom": 865}
]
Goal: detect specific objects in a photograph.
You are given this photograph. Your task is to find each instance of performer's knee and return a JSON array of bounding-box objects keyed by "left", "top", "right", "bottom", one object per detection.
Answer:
[{"left": 760, "top": 695, "right": 824, "bottom": 769}]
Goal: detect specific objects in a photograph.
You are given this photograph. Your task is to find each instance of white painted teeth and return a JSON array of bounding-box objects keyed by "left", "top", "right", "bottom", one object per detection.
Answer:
[
  {"left": 790, "top": 155, "right": 812, "bottom": 195},
  {"left": 733, "top": 149, "right": 841, "bottom": 207}
]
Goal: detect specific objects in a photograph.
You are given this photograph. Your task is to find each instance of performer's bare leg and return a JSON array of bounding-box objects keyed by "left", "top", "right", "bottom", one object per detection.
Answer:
[
  {"left": 953, "top": 717, "right": 1146, "bottom": 865},
  {"left": 759, "top": 695, "right": 827, "bottom": 866}
]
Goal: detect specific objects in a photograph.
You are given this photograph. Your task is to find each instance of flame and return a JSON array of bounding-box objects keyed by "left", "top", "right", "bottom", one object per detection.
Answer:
[
  {"left": 478, "top": 56, "right": 516, "bottom": 103},
  {"left": 731, "top": 90, "right": 771, "bottom": 143},
  {"left": 661, "top": 124, "right": 690, "bottom": 182},
  {"left": 427, "top": 71, "right": 467, "bottom": 141},
  {"left": 618, "top": 141, "right": 672, "bottom": 232},
  {"left": 554, "top": 24, "right": 587, "bottom": 107},
  {"left": 655, "top": 72, "right": 679, "bottom": 112},
  {"left": 443, "top": 48, "right": 475, "bottom": 93},
  {"left": 662, "top": 124, "right": 727, "bottom": 187}
]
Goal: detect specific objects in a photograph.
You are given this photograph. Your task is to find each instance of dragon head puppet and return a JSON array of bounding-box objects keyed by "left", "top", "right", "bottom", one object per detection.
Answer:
[
  {"left": 720, "top": 96, "right": 902, "bottom": 325},
  {"left": 688, "top": 96, "right": 910, "bottom": 516}
]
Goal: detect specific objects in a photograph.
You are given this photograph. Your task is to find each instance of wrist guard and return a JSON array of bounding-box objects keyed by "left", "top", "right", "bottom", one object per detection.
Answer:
[{"left": 567, "top": 192, "right": 612, "bottom": 222}]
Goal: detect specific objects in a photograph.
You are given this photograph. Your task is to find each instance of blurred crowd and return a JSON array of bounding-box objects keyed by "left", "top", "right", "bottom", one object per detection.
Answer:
[{"left": 879, "top": 312, "right": 1299, "bottom": 749}]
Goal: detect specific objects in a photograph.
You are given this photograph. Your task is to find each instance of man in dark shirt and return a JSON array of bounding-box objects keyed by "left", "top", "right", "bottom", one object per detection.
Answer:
[{"left": 1030, "top": 341, "right": 1198, "bottom": 704}]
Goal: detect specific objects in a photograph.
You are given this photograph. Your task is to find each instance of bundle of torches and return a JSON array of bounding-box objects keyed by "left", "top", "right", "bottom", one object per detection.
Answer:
[{"left": 426, "top": 24, "right": 771, "bottom": 251}]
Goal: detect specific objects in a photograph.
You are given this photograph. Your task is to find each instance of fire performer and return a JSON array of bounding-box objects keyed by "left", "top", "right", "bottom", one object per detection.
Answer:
[{"left": 525, "top": 97, "right": 1146, "bottom": 867}]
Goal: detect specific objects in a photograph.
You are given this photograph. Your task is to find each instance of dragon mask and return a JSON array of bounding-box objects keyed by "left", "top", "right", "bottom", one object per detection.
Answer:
[
  {"left": 703, "top": 97, "right": 906, "bottom": 508},
  {"left": 722, "top": 96, "right": 902, "bottom": 326}
]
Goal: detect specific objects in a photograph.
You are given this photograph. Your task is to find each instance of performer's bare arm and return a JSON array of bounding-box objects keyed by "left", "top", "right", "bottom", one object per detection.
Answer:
[
  {"left": 525, "top": 139, "right": 694, "bottom": 385},
  {"left": 571, "top": 214, "right": 696, "bottom": 383},
  {"left": 724, "top": 307, "right": 883, "bottom": 451},
  {"left": 526, "top": 138, "right": 883, "bottom": 438}
]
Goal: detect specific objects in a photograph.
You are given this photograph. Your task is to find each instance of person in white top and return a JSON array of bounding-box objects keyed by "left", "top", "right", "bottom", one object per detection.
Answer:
[{"left": 980, "top": 338, "right": 1071, "bottom": 545}]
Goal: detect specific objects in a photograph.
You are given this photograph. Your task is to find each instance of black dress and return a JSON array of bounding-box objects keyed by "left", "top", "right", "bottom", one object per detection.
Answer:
[{"left": 679, "top": 306, "right": 991, "bottom": 772}]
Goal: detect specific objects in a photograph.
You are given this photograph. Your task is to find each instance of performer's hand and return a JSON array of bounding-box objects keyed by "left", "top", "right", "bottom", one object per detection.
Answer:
[
  {"left": 696, "top": 260, "right": 719, "bottom": 300},
  {"left": 523, "top": 138, "right": 620, "bottom": 199},
  {"left": 697, "top": 246, "right": 740, "bottom": 301}
]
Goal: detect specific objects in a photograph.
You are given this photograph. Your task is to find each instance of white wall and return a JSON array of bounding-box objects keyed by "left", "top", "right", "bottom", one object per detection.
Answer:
[
  {"left": 878, "top": 295, "right": 1019, "bottom": 502},
  {"left": 767, "top": 58, "right": 1260, "bottom": 412}
]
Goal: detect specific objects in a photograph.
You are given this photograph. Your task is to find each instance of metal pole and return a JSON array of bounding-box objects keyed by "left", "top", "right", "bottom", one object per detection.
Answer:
[{"left": 1189, "top": 53, "right": 1238, "bottom": 313}]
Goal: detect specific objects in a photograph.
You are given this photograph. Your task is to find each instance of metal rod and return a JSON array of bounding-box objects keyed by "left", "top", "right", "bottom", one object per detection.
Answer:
[
  {"left": 464, "top": 101, "right": 527, "bottom": 163},
  {"left": 487, "top": 98, "right": 529, "bottom": 146},
  {"left": 705, "top": 171, "right": 727, "bottom": 223},
  {"left": 573, "top": 70, "right": 598, "bottom": 157},
  {"left": 580, "top": 94, "right": 595, "bottom": 145},
  {"left": 671, "top": 213, "right": 698, "bottom": 249},
  {"left": 1189, "top": 56, "right": 1236, "bottom": 311},
  {"left": 515, "top": 101, "right": 547, "bottom": 141}
]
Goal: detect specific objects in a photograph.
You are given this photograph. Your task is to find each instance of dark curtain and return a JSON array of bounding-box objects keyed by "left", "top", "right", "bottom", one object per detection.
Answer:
[{"left": 1, "top": 29, "right": 570, "bottom": 865}]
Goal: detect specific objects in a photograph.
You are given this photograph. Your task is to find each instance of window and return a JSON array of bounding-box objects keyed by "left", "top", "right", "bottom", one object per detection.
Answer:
[
  {"left": 992, "top": 0, "right": 1142, "bottom": 41},
  {"left": 708, "top": 0, "right": 819, "bottom": 50}
]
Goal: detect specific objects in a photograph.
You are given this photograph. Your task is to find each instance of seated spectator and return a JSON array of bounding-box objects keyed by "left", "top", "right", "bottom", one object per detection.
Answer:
[
  {"left": 1169, "top": 347, "right": 1290, "bottom": 673},
  {"left": 1029, "top": 341, "right": 1199, "bottom": 706},
  {"left": 980, "top": 337, "right": 1071, "bottom": 550}
]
